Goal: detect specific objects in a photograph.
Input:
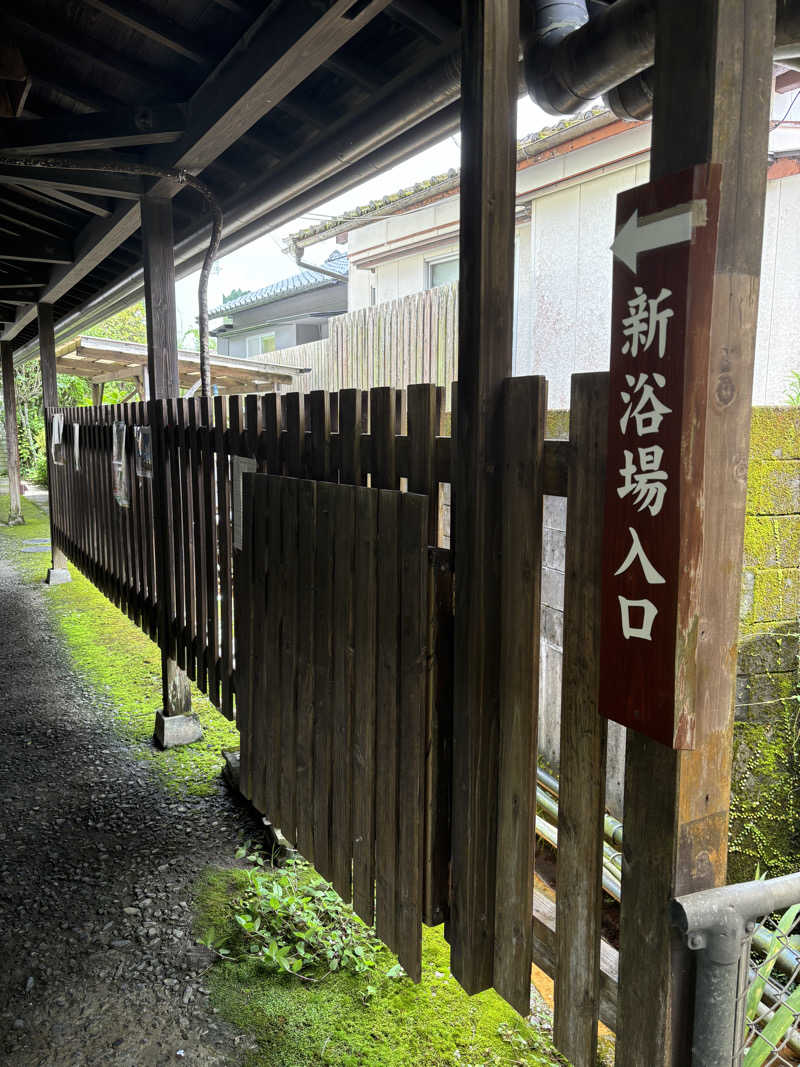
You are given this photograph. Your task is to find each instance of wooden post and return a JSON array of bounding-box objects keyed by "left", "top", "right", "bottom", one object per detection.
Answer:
[
  {"left": 38, "top": 302, "right": 70, "bottom": 578},
  {"left": 142, "top": 195, "right": 192, "bottom": 722},
  {"left": 616, "top": 2, "right": 776, "bottom": 1064},
  {"left": 1, "top": 340, "right": 24, "bottom": 525},
  {"left": 91, "top": 383, "right": 104, "bottom": 406},
  {"left": 450, "top": 0, "right": 519, "bottom": 993}
]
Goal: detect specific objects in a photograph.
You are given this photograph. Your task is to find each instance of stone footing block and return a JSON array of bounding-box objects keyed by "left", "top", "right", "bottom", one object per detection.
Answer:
[
  {"left": 45, "top": 568, "right": 71, "bottom": 585},
  {"left": 222, "top": 749, "right": 240, "bottom": 793},
  {"left": 153, "top": 710, "right": 203, "bottom": 749}
]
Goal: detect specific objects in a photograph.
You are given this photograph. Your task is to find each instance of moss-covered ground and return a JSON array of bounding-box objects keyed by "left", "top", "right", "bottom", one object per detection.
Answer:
[
  {"left": 0, "top": 492, "right": 238, "bottom": 794},
  {"left": 1, "top": 492, "right": 568, "bottom": 1067},
  {"left": 195, "top": 868, "right": 565, "bottom": 1067}
]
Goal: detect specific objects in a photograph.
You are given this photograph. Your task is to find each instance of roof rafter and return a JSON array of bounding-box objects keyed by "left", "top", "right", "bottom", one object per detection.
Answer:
[
  {"left": 0, "top": 235, "right": 72, "bottom": 262},
  {"left": 0, "top": 105, "right": 187, "bottom": 155},
  {"left": 0, "top": 164, "right": 142, "bottom": 199},
  {"left": 81, "top": 0, "right": 209, "bottom": 66},
  {"left": 3, "top": 0, "right": 394, "bottom": 343}
]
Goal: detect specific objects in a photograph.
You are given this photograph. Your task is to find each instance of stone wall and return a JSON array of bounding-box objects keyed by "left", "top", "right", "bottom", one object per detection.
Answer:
[
  {"left": 538, "top": 406, "right": 800, "bottom": 851},
  {"left": 729, "top": 407, "right": 800, "bottom": 881}
]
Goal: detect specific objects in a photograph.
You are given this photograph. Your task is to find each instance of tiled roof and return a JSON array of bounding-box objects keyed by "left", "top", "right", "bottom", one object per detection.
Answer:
[
  {"left": 209, "top": 249, "right": 348, "bottom": 317},
  {"left": 289, "top": 108, "right": 612, "bottom": 247}
]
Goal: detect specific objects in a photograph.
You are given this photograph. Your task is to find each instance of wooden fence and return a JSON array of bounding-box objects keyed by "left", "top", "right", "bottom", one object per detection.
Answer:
[
  {"left": 267, "top": 284, "right": 458, "bottom": 400},
  {"left": 48, "top": 372, "right": 623, "bottom": 1066}
]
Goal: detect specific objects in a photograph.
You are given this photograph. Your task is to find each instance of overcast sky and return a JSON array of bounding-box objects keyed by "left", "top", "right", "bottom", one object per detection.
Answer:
[{"left": 174, "top": 95, "right": 558, "bottom": 342}]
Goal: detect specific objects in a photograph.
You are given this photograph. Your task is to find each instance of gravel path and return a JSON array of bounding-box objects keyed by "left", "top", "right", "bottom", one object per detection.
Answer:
[{"left": 0, "top": 551, "right": 262, "bottom": 1066}]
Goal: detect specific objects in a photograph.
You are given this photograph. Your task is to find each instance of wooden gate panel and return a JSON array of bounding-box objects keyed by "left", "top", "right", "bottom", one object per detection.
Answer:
[{"left": 312, "top": 481, "right": 336, "bottom": 883}]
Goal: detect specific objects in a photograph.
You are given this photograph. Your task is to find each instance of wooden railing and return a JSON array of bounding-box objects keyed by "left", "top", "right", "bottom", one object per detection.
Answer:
[{"left": 48, "top": 374, "right": 626, "bottom": 1067}]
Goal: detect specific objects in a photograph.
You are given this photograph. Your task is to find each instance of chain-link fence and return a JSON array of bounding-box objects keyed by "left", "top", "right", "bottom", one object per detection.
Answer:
[{"left": 735, "top": 904, "right": 800, "bottom": 1066}]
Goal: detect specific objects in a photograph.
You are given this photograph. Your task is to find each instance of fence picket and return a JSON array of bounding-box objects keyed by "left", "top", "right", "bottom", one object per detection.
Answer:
[
  {"left": 331, "top": 483, "right": 356, "bottom": 902},
  {"left": 295, "top": 479, "right": 316, "bottom": 861},
  {"left": 280, "top": 476, "right": 299, "bottom": 843},
  {"left": 312, "top": 481, "right": 335, "bottom": 882}
]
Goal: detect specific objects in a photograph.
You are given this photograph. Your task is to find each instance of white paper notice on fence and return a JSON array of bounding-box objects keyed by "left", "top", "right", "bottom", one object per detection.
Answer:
[
  {"left": 51, "top": 413, "right": 65, "bottom": 465},
  {"left": 73, "top": 423, "right": 80, "bottom": 471},
  {"left": 112, "top": 421, "right": 130, "bottom": 509},
  {"left": 232, "top": 455, "right": 257, "bottom": 551}
]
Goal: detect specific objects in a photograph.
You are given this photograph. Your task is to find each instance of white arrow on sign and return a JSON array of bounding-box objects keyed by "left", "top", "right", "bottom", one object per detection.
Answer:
[{"left": 611, "top": 199, "right": 707, "bottom": 273}]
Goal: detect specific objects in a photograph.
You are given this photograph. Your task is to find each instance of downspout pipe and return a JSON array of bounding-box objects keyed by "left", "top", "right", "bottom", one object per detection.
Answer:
[{"left": 526, "top": 0, "right": 590, "bottom": 116}]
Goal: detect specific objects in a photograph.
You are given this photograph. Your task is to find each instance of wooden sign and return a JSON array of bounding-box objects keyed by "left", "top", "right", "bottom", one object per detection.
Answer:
[{"left": 598, "top": 164, "right": 721, "bottom": 749}]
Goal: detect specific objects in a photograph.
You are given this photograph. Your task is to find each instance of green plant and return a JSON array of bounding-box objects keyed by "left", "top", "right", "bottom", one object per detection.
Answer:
[
  {"left": 201, "top": 853, "right": 389, "bottom": 981},
  {"left": 744, "top": 903, "right": 800, "bottom": 1066},
  {"left": 786, "top": 370, "right": 800, "bottom": 407}
]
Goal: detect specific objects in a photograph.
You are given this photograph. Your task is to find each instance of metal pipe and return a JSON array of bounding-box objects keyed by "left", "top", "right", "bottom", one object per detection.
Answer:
[
  {"left": 536, "top": 765, "right": 624, "bottom": 847},
  {"left": 526, "top": 0, "right": 800, "bottom": 116},
  {"left": 603, "top": 67, "right": 653, "bottom": 121}
]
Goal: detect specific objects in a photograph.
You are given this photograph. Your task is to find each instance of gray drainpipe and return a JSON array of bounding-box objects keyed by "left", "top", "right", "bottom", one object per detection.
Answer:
[{"left": 525, "top": 0, "right": 590, "bottom": 116}]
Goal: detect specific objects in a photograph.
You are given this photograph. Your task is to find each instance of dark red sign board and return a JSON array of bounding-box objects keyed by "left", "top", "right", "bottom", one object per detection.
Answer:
[{"left": 598, "top": 164, "right": 721, "bottom": 749}]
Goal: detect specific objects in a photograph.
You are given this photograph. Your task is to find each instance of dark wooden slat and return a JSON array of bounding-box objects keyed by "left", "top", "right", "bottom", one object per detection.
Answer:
[
  {"left": 493, "top": 376, "right": 546, "bottom": 1017},
  {"left": 370, "top": 387, "right": 397, "bottom": 488},
  {"left": 280, "top": 477, "right": 299, "bottom": 843},
  {"left": 339, "top": 388, "right": 362, "bottom": 485},
  {"left": 312, "top": 482, "right": 336, "bottom": 882},
  {"left": 310, "top": 390, "right": 331, "bottom": 481},
  {"left": 284, "top": 392, "right": 304, "bottom": 477},
  {"left": 167, "top": 399, "right": 186, "bottom": 668},
  {"left": 235, "top": 471, "right": 256, "bottom": 802},
  {"left": 262, "top": 394, "right": 280, "bottom": 474},
  {"left": 375, "top": 489, "right": 400, "bottom": 950},
  {"left": 176, "top": 401, "right": 197, "bottom": 680},
  {"left": 396, "top": 491, "right": 428, "bottom": 983},
  {"left": 81, "top": 0, "right": 208, "bottom": 64},
  {"left": 542, "top": 439, "right": 570, "bottom": 498},
  {"left": 264, "top": 475, "right": 284, "bottom": 827},
  {"left": 215, "top": 395, "right": 235, "bottom": 720},
  {"left": 552, "top": 372, "right": 608, "bottom": 1062},
  {"left": 450, "top": 0, "right": 519, "bottom": 993},
  {"left": 407, "top": 382, "right": 451, "bottom": 926},
  {"left": 295, "top": 478, "right": 316, "bottom": 861},
  {"left": 331, "top": 483, "right": 356, "bottom": 901},
  {"left": 249, "top": 475, "right": 270, "bottom": 815},
  {"left": 0, "top": 165, "right": 142, "bottom": 199},
  {"left": 188, "top": 399, "right": 208, "bottom": 693},
  {"left": 352, "top": 485, "right": 378, "bottom": 924},
  {"left": 200, "top": 397, "right": 220, "bottom": 706}
]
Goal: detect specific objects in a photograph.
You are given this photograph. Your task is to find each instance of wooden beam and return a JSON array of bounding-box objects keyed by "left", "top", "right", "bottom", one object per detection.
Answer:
[
  {"left": 11, "top": 183, "right": 112, "bottom": 218},
  {"left": 142, "top": 197, "right": 179, "bottom": 398},
  {"left": 140, "top": 195, "right": 190, "bottom": 718},
  {"left": 615, "top": 3, "right": 777, "bottom": 1066},
  {"left": 2, "top": 0, "right": 392, "bottom": 343},
  {"left": 0, "top": 236, "right": 71, "bottom": 263},
  {"left": 81, "top": 0, "right": 208, "bottom": 65},
  {"left": 1, "top": 339, "right": 24, "bottom": 523},
  {"left": 0, "top": 290, "right": 41, "bottom": 304},
  {"left": 37, "top": 301, "right": 68, "bottom": 571},
  {"left": 449, "top": 0, "right": 519, "bottom": 994},
  {"left": 0, "top": 165, "right": 142, "bottom": 200},
  {"left": 0, "top": 106, "right": 187, "bottom": 155}
]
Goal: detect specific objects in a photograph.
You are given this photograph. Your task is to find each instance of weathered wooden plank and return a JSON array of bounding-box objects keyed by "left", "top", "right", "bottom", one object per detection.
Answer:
[
  {"left": 533, "top": 890, "right": 619, "bottom": 1034},
  {"left": 235, "top": 470, "right": 256, "bottom": 802},
  {"left": 552, "top": 373, "right": 608, "bottom": 1063},
  {"left": 262, "top": 394, "right": 279, "bottom": 474},
  {"left": 375, "top": 488, "right": 400, "bottom": 950},
  {"left": 352, "top": 486, "right": 378, "bottom": 925},
  {"left": 215, "top": 395, "right": 235, "bottom": 719},
  {"left": 200, "top": 396, "right": 220, "bottom": 706},
  {"left": 450, "top": 0, "right": 518, "bottom": 992},
  {"left": 370, "top": 387, "right": 397, "bottom": 489},
  {"left": 309, "top": 390, "right": 331, "bottom": 482},
  {"left": 176, "top": 400, "right": 196, "bottom": 680},
  {"left": 407, "top": 383, "right": 451, "bottom": 926},
  {"left": 264, "top": 475, "right": 283, "bottom": 827},
  {"left": 295, "top": 478, "right": 317, "bottom": 861},
  {"left": 188, "top": 399, "right": 208, "bottom": 693},
  {"left": 331, "top": 483, "right": 356, "bottom": 901},
  {"left": 280, "top": 476, "right": 300, "bottom": 843},
  {"left": 397, "top": 491, "right": 428, "bottom": 982},
  {"left": 493, "top": 375, "right": 546, "bottom": 1017},
  {"left": 339, "top": 388, "right": 361, "bottom": 486},
  {"left": 249, "top": 475, "right": 270, "bottom": 815},
  {"left": 167, "top": 399, "right": 186, "bottom": 669},
  {"left": 284, "top": 392, "right": 304, "bottom": 478},
  {"left": 312, "top": 481, "right": 336, "bottom": 882}
]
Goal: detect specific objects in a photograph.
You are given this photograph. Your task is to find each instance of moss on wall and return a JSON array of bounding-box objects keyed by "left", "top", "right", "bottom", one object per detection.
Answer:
[{"left": 730, "top": 407, "right": 800, "bottom": 881}]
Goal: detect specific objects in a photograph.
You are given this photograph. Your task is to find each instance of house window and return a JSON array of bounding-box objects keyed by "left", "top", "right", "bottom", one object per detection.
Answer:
[
  {"left": 247, "top": 332, "right": 276, "bottom": 357},
  {"left": 426, "top": 257, "right": 459, "bottom": 289}
]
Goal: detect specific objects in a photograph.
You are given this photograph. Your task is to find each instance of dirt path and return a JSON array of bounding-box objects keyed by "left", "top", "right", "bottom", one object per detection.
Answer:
[{"left": 0, "top": 551, "right": 260, "bottom": 1066}]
